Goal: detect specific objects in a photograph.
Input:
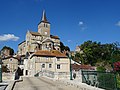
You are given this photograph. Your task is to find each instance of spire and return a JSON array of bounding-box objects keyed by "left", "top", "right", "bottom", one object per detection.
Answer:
[{"left": 41, "top": 10, "right": 49, "bottom": 23}]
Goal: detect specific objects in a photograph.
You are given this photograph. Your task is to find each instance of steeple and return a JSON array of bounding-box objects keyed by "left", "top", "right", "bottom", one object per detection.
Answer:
[
  {"left": 38, "top": 10, "right": 50, "bottom": 36},
  {"left": 41, "top": 10, "right": 49, "bottom": 23}
]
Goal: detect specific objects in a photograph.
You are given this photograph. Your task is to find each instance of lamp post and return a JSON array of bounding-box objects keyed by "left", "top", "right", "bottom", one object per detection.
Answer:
[
  {"left": 68, "top": 52, "right": 72, "bottom": 80},
  {"left": 0, "top": 59, "right": 2, "bottom": 82}
]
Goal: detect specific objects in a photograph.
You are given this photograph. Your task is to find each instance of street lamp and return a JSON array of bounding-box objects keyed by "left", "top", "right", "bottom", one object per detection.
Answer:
[
  {"left": 0, "top": 59, "right": 3, "bottom": 82},
  {"left": 67, "top": 52, "right": 73, "bottom": 80}
]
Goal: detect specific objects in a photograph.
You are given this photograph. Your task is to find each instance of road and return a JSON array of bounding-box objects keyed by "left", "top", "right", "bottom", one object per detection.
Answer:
[{"left": 13, "top": 77, "right": 79, "bottom": 90}]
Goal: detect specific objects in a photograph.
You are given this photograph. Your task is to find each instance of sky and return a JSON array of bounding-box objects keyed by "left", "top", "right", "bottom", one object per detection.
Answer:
[{"left": 0, "top": 0, "right": 120, "bottom": 52}]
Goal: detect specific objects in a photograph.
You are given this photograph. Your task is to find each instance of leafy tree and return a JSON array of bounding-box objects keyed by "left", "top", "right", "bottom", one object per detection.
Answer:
[
  {"left": 1, "top": 46, "right": 14, "bottom": 55},
  {"left": 97, "top": 66, "right": 106, "bottom": 72},
  {"left": 79, "top": 40, "right": 102, "bottom": 65},
  {"left": 64, "top": 46, "right": 70, "bottom": 51},
  {"left": 73, "top": 40, "right": 120, "bottom": 67},
  {"left": 60, "top": 42, "right": 70, "bottom": 52}
]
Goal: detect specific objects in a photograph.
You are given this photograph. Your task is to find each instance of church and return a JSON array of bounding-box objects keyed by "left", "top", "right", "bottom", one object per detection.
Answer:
[{"left": 18, "top": 11, "right": 70, "bottom": 79}]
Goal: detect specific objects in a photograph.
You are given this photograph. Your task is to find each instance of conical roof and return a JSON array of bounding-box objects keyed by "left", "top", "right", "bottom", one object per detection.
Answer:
[{"left": 39, "top": 10, "right": 50, "bottom": 24}]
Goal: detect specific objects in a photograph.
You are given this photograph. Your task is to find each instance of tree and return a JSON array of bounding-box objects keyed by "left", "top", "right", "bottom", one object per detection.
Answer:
[
  {"left": 73, "top": 40, "right": 120, "bottom": 67},
  {"left": 1, "top": 46, "right": 14, "bottom": 55},
  {"left": 79, "top": 40, "right": 102, "bottom": 65},
  {"left": 97, "top": 66, "right": 106, "bottom": 72},
  {"left": 60, "top": 42, "right": 70, "bottom": 52}
]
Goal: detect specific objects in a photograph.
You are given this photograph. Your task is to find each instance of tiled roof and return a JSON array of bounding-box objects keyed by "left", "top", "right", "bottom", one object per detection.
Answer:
[
  {"left": 30, "top": 32, "right": 41, "bottom": 36},
  {"left": 2, "top": 56, "right": 19, "bottom": 60},
  {"left": 51, "top": 50, "right": 67, "bottom": 58},
  {"left": 32, "top": 50, "right": 67, "bottom": 58},
  {"left": 33, "top": 50, "right": 55, "bottom": 57},
  {"left": 72, "top": 64, "right": 95, "bottom": 71},
  {"left": 50, "top": 35, "right": 59, "bottom": 39}
]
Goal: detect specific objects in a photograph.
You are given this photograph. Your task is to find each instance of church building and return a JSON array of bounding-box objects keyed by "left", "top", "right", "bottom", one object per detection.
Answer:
[{"left": 18, "top": 11, "right": 70, "bottom": 79}]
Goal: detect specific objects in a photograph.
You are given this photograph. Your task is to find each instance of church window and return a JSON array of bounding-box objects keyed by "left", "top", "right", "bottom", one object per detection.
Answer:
[
  {"left": 20, "top": 48, "right": 22, "bottom": 52},
  {"left": 38, "top": 44, "right": 41, "bottom": 50},
  {"left": 46, "top": 44, "right": 47, "bottom": 48},
  {"left": 44, "top": 24, "right": 45, "bottom": 27},
  {"left": 10, "top": 59, "right": 12, "bottom": 61},
  {"left": 49, "top": 44, "right": 51, "bottom": 48}
]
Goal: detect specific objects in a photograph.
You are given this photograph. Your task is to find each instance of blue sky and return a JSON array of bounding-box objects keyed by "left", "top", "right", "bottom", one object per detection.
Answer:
[{"left": 0, "top": 0, "right": 120, "bottom": 52}]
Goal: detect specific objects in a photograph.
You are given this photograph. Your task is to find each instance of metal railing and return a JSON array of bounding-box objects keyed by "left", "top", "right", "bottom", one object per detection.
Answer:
[{"left": 82, "top": 70, "right": 118, "bottom": 90}]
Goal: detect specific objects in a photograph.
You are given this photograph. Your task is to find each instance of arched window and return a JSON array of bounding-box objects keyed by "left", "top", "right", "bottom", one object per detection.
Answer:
[
  {"left": 49, "top": 44, "right": 51, "bottom": 48},
  {"left": 46, "top": 44, "right": 47, "bottom": 48},
  {"left": 44, "top": 24, "right": 45, "bottom": 27}
]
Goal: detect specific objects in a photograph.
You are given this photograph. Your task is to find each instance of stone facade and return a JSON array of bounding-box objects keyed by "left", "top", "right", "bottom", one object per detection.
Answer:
[
  {"left": 26, "top": 50, "right": 70, "bottom": 79},
  {"left": 18, "top": 10, "right": 70, "bottom": 79},
  {"left": 2, "top": 56, "right": 19, "bottom": 72},
  {"left": 18, "top": 11, "right": 60, "bottom": 55}
]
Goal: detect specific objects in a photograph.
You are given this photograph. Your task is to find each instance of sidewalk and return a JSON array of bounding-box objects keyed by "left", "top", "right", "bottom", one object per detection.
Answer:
[
  {"left": 42, "top": 76, "right": 104, "bottom": 90},
  {"left": 5, "top": 76, "right": 23, "bottom": 90},
  {"left": 58, "top": 79, "right": 104, "bottom": 90}
]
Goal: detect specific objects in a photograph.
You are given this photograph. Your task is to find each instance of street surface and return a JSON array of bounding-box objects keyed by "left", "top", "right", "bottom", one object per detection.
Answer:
[{"left": 13, "top": 77, "right": 79, "bottom": 90}]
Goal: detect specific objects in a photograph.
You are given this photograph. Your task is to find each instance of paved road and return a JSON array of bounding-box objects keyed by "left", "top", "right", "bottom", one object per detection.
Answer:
[{"left": 13, "top": 77, "right": 79, "bottom": 90}]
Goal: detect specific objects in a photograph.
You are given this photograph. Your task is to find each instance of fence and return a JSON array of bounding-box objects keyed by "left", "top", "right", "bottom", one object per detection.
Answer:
[{"left": 81, "top": 70, "right": 118, "bottom": 90}]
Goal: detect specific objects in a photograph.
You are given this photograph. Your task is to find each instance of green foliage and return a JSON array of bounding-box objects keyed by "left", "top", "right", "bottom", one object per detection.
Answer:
[
  {"left": 60, "top": 42, "right": 70, "bottom": 52},
  {"left": 73, "top": 40, "right": 120, "bottom": 68},
  {"left": 97, "top": 66, "right": 106, "bottom": 72},
  {"left": 117, "top": 74, "right": 120, "bottom": 89},
  {"left": 97, "top": 73, "right": 116, "bottom": 90},
  {"left": 1, "top": 46, "right": 14, "bottom": 55}
]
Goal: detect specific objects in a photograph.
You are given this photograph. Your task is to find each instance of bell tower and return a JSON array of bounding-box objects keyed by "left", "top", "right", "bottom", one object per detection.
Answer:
[{"left": 38, "top": 10, "right": 50, "bottom": 36}]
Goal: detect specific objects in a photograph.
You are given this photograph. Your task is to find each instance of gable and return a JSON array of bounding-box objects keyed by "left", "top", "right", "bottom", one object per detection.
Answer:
[{"left": 42, "top": 38, "right": 53, "bottom": 43}]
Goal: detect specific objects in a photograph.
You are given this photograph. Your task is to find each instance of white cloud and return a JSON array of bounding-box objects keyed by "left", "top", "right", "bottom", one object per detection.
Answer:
[
  {"left": 67, "top": 40, "right": 72, "bottom": 43},
  {"left": 78, "top": 21, "right": 87, "bottom": 30},
  {"left": 116, "top": 21, "right": 120, "bottom": 27},
  {"left": 0, "top": 34, "right": 19, "bottom": 41},
  {"left": 79, "top": 21, "right": 84, "bottom": 25}
]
